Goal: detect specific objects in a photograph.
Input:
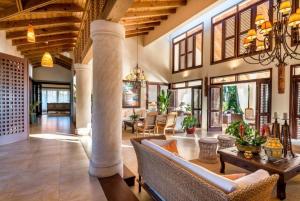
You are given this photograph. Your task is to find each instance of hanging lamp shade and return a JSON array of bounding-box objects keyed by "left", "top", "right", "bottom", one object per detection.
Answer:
[
  {"left": 27, "top": 24, "right": 35, "bottom": 43},
  {"left": 41, "top": 52, "right": 53, "bottom": 68},
  {"left": 261, "top": 21, "right": 273, "bottom": 34},
  {"left": 279, "top": 1, "right": 292, "bottom": 15},
  {"left": 243, "top": 37, "right": 251, "bottom": 48},
  {"left": 288, "top": 13, "right": 300, "bottom": 27},
  {"left": 255, "top": 15, "right": 266, "bottom": 26},
  {"left": 247, "top": 29, "right": 257, "bottom": 41}
]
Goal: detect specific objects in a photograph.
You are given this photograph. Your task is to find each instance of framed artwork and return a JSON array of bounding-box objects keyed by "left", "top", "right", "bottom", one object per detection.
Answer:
[{"left": 122, "top": 81, "right": 141, "bottom": 108}]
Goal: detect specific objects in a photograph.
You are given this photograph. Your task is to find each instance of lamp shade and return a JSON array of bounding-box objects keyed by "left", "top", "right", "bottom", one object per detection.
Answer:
[
  {"left": 256, "top": 40, "right": 265, "bottom": 51},
  {"left": 41, "top": 52, "right": 53, "bottom": 68},
  {"left": 27, "top": 24, "right": 35, "bottom": 43},
  {"left": 261, "top": 21, "right": 273, "bottom": 34},
  {"left": 247, "top": 29, "right": 257, "bottom": 41},
  {"left": 243, "top": 38, "right": 251, "bottom": 48},
  {"left": 296, "top": 8, "right": 300, "bottom": 14},
  {"left": 255, "top": 15, "right": 266, "bottom": 26},
  {"left": 288, "top": 13, "right": 300, "bottom": 27},
  {"left": 279, "top": 1, "right": 292, "bottom": 15}
]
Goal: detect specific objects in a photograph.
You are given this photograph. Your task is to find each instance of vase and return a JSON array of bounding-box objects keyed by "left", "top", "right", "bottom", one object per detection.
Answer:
[
  {"left": 263, "top": 137, "right": 283, "bottom": 161},
  {"left": 186, "top": 127, "right": 195, "bottom": 134},
  {"left": 236, "top": 143, "right": 261, "bottom": 154}
]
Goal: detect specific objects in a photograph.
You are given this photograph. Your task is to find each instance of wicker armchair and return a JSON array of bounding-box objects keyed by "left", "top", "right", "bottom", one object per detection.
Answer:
[
  {"left": 136, "top": 112, "right": 158, "bottom": 136},
  {"left": 156, "top": 112, "right": 177, "bottom": 135},
  {"left": 131, "top": 136, "right": 279, "bottom": 201}
]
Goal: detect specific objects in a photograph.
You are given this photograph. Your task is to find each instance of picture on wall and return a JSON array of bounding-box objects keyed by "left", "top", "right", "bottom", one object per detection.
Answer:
[{"left": 122, "top": 81, "right": 141, "bottom": 108}]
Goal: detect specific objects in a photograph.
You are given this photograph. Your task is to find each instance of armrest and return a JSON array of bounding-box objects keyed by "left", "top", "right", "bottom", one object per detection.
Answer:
[{"left": 130, "top": 135, "right": 166, "bottom": 144}]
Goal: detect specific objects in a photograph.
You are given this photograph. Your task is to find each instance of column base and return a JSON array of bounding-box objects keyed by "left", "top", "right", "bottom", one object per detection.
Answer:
[
  {"left": 89, "top": 160, "right": 123, "bottom": 178},
  {"left": 75, "top": 127, "right": 90, "bottom": 135}
]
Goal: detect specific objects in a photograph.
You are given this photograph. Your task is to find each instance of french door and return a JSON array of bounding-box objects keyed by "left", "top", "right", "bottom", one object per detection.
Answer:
[
  {"left": 208, "top": 85, "right": 222, "bottom": 131},
  {"left": 291, "top": 78, "right": 300, "bottom": 139},
  {"left": 192, "top": 87, "right": 202, "bottom": 127},
  {"left": 256, "top": 79, "right": 271, "bottom": 131}
]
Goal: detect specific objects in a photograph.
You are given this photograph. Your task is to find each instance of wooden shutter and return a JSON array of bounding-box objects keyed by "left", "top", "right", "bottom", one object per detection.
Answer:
[
  {"left": 224, "top": 15, "right": 236, "bottom": 59},
  {"left": 208, "top": 85, "right": 222, "bottom": 131},
  {"left": 238, "top": 8, "right": 252, "bottom": 56},
  {"left": 0, "top": 52, "right": 28, "bottom": 145},
  {"left": 256, "top": 79, "right": 271, "bottom": 132},
  {"left": 213, "top": 23, "right": 223, "bottom": 62}
]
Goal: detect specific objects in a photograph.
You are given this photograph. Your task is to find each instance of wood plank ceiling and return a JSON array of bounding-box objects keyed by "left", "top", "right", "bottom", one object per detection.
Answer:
[{"left": 0, "top": 0, "right": 187, "bottom": 67}]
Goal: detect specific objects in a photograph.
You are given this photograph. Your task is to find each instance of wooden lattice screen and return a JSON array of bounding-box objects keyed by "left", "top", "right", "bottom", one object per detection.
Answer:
[{"left": 0, "top": 52, "right": 28, "bottom": 145}]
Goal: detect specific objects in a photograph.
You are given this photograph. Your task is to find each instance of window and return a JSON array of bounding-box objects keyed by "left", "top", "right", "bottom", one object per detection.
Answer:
[
  {"left": 172, "top": 79, "right": 202, "bottom": 89},
  {"left": 146, "top": 82, "right": 169, "bottom": 109},
  {"left": 172, "top": 24, "right": 203, "bottom": 73},
  {"left": 42, "top": 88, "right": 70, "bottom": 104},
  {"left": 211, "top": 0, "right": 272, "bottom": 63}
]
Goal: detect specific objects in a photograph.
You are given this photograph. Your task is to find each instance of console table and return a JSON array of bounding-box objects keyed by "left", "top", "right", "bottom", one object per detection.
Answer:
[
  {"left": 123, "top": 120, "right": 136, "bottom": 133},
  {"left": 218, "top": 147, "right": 300, "bottom": 200}
]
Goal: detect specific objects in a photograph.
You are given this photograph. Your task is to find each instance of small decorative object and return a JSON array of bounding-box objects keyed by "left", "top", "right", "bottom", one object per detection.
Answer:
[
  {"left": 264, "top": 137, "right": 283, "bottom": 161},
  {"left": 261, "top": 124, "right": 271, "bottom": 137},
  {"left": 226, "top": 120, "right": 266, "bottom": 154},
  {"left": 244, "top": 151, "right": 253, "bottom": 159},
  {"left": 280, "top": 113, "right": 295, "bottom": 158},
  {"left": 41, "top": 51, "right": 53, "bottom": 68},
  {"left": 272, "top": 112, "right": 281, "bottom": 138},
  {"left": 182, "top": 115, "right": 197, "bottom": 134},
  {"left": 158, "top": 90, "right": 171, "bottom": 114}
]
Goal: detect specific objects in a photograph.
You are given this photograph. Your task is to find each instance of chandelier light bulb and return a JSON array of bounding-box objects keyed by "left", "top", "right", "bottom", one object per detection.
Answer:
[
  {"left": 255, "top": 14, "right": 266, "bottom": 26},
  {"left": 288, "top": 13, "right": 300, "bottom": 27},
  {"left": 279, "top": 1, "right": 292, "bottom": 15},
  {"left": 247, "top": 29, "right": 257, "bottom": 41}
]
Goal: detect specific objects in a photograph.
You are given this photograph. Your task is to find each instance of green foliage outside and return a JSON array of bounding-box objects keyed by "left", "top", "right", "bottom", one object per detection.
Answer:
[
  {"left": 223, "top": 86, "right": 243, "bottom": 114},
  {"left": 158, "top": 90, "right": 171, "bottom": 114}
]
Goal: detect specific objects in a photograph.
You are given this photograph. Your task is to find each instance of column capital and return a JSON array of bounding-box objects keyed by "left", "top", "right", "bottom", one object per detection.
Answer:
[
  {"left": 91, "top": 20, "right": 125, "bottom": 40},
  {"left": 73, "top": 63, "right": 90, "bottom": 71}
]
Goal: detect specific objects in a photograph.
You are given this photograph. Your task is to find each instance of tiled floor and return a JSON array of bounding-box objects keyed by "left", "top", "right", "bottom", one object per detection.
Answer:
[{"left": 0, "top": 115, "right": 107, "bottom": 201}]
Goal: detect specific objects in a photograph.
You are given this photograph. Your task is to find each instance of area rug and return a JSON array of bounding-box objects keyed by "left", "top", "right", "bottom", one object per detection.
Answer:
[{"left": 190, "top": 159, "right": 300, "bottom": 201}]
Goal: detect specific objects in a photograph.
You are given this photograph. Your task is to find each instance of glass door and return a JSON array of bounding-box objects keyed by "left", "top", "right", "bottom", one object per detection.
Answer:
[
  {"left": 256, "top": 79, "right": 271, "bottom": 132},
  {"left": 192, "top": 87, "right": 202, "bottom": 127},
  {"left": 208, "top": 85, "right": 222, "bottom": 131}
]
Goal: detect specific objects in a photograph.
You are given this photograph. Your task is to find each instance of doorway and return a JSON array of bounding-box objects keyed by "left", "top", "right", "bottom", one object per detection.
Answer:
[
  {"left": 208, "top": 69, "right": 272, "bottom": 132},
  {"left": 290, "top": 65, "right": 300, "bottom": 139}
]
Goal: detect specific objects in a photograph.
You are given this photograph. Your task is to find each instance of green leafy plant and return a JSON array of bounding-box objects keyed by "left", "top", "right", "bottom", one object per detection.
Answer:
[
  {"left": 182, "top": 115, "right": 197, "bottom": 130},
  {"left": 158, "top": 90, "right": 171, "bottom": 114},
  {"left": 185, "top": 104, "right": 192, "bottom": 113},
  {"left": 223, "top": 86, "right": 243, "bottom": 114},
  {"left": 129, "top": 114, "right": 139, "bottom": 121},
  {"left": 30, "top": 101, "right": 40, "bottom": 114},
  {"left": 225, "top": 120, "right": 266, "bottom": 146}
]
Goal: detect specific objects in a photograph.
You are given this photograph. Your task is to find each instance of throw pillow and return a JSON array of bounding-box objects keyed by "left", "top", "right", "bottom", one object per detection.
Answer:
[
  {"left": 161, "top": 140, "right": 179, "bottom": 154},
  {"left": 235, "top": 169, "right": 270, "bottom": 188},
  {"left": 223, "top": 173, "right": 247, "bottom": 180}
]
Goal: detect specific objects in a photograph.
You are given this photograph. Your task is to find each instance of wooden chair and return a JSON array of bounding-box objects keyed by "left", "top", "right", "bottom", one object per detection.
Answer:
[
  {"left": 136, "top": 112, "right": 158, "bottom": 136},
  {"left": 156, "top": 112, "right": 177, "bottom": 135}
]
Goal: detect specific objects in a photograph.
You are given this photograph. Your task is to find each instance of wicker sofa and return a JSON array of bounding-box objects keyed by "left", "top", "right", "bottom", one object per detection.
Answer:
[{"left": 131, "top": 135, "right": 279, "bottom": 201}]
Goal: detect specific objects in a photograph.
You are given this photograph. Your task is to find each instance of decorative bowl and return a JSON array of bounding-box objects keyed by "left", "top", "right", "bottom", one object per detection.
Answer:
[{"left": 236, "top": 143, "right": 261, "bottom": 154}]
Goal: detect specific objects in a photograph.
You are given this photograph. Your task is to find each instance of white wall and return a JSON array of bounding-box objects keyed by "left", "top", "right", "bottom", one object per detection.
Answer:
[{"left": 33, "top": 64, "right": 73, "bottom": 83}]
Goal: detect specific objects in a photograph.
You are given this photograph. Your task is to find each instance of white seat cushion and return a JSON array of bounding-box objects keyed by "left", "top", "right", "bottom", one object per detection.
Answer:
[
  {"left": 141, "top": 140, "right": 238, "bottom": 193},
  {"left": 235, "top": 169, "right": 270, "bottom": 188}
]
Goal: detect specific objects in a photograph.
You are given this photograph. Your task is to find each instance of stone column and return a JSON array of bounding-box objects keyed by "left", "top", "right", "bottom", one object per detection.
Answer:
[
  {"left": 74, "top": 63, "right": 92, "bottom": 135},
  {"left": 89, "top": 20, "right": 124, "bottom": 177}
]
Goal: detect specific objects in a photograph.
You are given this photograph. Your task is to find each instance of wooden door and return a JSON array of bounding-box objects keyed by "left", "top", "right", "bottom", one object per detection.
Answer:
[
  {"left": 291, "top": 78, "right": 300, "bottom": 139},
  {"left": 192, "top": 87, "right": 202, "bottom": 127},
  {"left": 208, "top": 85, "right": 222, "bottom": 131},
  {"left": 256, "top": 79, "right": 271, "bottom": 132}
]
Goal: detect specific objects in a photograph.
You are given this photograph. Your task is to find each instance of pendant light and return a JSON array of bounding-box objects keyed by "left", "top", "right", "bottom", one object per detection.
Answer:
[
  {"left": 41, "top": 52, "right": 53, "bottom": 68},
  {"left": 27, "top": 24, "right": 36, "bottom": 43}
]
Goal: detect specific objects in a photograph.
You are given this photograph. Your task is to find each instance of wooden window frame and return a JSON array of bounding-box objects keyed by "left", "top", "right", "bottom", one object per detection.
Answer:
[
  {"left": 172, "top": 23, "right": 204, "bottom": 74},
  {"left": 291, "top": 0, "right": 299, "bottom": 46},
  {"left": 211, "top": 0, "right": 273, "bottom": 64}
]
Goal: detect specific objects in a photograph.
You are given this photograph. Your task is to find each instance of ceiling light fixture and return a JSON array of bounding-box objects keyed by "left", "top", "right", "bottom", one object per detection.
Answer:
[{"left": 27, "top": 24, "right": 36, "bottom": 43}]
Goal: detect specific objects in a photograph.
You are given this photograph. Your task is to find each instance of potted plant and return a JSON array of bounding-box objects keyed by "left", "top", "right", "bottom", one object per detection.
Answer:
[
  {"left": 182, "top": 115, "right": 197, "bottom": 134},
  {"left": 226, "top": 120, "right": 266, "bottom": 154},
  {"left": 158, "top": 90, "right": 171, "bottom": 114},
  {"left": 129, "top": 109, "right": 139, "bottom": 122},
  {"left": 30, "top": 101, "right": 39, "bottom": 124}
]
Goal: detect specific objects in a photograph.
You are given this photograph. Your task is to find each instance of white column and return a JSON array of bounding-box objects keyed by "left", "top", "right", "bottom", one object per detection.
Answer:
[
  {"left": 89, "top": 20, "right": 124, "bottom": 177},
  {"left": 74, "top": 63, "right": 92, "bottom": 135}
]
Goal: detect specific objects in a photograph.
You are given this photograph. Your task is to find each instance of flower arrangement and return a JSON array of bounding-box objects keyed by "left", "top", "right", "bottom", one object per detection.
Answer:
[{"left": 226, "top": 120, "right": 266, "bottom": 153}]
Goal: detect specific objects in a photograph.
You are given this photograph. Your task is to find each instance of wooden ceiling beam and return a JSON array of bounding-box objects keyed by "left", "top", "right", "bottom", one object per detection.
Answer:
[
  {"left": 6, "top": 25, "right": 79, "bottom": 39},
  {"left": 12, "top": 33, "right": 78, "bottom": 46},
  {"left": 0, "top": 16, "right": 81, "bottom": 30},
  {"left": 120, "top": 16, "right": 168, "bottom": 25},
  {"left": 31, "top": 3, "right": 84, "bottom": 13},
  {"left": 126, "top": 32, "right": 148, "bottom": 38},
  {"left": 124, "top": 9, "right": 176, "bottom": 19},
  {"left": 17, "top": 39, "right": 77, "bottom": 51},
  {"left": 24, "top": 47, "right": 74, "bottom": 57},
  {"left": 130, "top": 0, "right": 186, "bottom": 9},
  {"left": 125, "top": 21, "right": 160, "bottom": 31},
  {"left": 22, "top": 44, "right": 75, "bottom": 55},
  {"left": 126, "top": 27, "right": 154, "bottom": 35},
  {"left": 101, "top": 0, "right": 134, "bottom": 22},
  {"left": 16, "top": 0, "right": 23, "bottom": 11},
  {"left": 0, "top": 0, "right": 59, "bottom": 21}
]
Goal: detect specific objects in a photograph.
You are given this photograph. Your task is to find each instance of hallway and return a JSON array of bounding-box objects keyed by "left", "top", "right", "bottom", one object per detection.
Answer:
[{"left": 0, "top": 115, "right": 107, "bottom": 201}]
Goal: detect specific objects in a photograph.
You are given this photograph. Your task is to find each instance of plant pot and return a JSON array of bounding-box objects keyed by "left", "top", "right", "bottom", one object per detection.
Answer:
[
  {"left": 30, "top": 113, "right": 37, "bottom": 124},
  {"left": 186, "top": 127, "right": 195, "bottom": 134},
  {"left": 236, "top": 143, "right": 261, "bottom": 154}
]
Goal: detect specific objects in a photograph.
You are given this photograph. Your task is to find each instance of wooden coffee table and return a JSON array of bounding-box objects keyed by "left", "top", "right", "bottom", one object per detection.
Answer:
[
  {"left": 123, "top": 120, "right": 136, "bottom": 133},
  {"left": 218, "top": 147, "right": 300, "bottom": 200}
]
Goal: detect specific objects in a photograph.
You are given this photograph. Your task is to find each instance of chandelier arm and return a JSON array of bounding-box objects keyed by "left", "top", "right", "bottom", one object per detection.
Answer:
[{"left": 283, "top": 34, "right": 300, "bottom": 57}]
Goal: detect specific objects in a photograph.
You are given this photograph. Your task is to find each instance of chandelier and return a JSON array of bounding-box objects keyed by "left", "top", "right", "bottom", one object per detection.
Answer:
[
  {"left": 243, "top": 0, "right": 300, "bottom": 93},
  {"left": 125, "top": 26, "right": 147, "bottom": 87},
  {"left": 41, "top": 52, "right": 53, "bottom": 68}
]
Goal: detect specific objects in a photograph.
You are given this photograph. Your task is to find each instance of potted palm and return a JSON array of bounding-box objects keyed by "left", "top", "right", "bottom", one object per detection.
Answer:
[
  {"left": 158, "top": 90, "right": 171, "bottom": 114},
  {"left": 182, "top": 115, "right": 197, "bottom": 134},
  {"left": 30, "top": 101, "right": 39, "bottom": 124},
  {"left": 226, "top": 120, "right": 266, "bottom": 154}
]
